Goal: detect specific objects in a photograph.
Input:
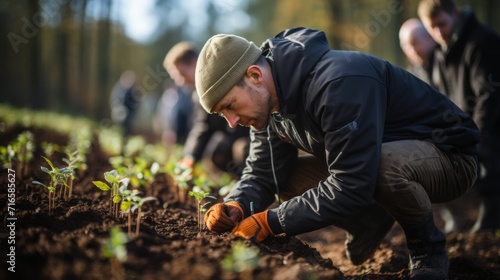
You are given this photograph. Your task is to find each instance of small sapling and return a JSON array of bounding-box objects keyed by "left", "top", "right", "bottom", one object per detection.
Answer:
[
  {"left": 118, "top": 184, "right": 139, "bottom": 236},
  {"left": 14, "top": 131, "right": 35, "bottom": 178},
  {"left": 173, "top": 163, "right": 193, "bottom": 203},
  {"left": 131, "top": 195, "right": 157, "bottom": 237},
  {"left": 0, "top": 144, "right": 15, "bottom": 169},
  {"left": 61, "top": 150, "right": 84, "bottom": 200},
  {"left": 93, "top": 170, "right": 129, "bottom": 218},
  {"left": 32, "top": 179, "right": 56, "bottom": 215},
  {"left": 33, "top": 156, "right": 73, "bottom": 214},
  {"left": 1, "top": 131, "right": 34, "bottom": 178},
  {"left": 118, "top": 183, "right": 157, "bottom": 237},
  {"left": 188, "top": 187, "right": 216, "bottom": 232}
]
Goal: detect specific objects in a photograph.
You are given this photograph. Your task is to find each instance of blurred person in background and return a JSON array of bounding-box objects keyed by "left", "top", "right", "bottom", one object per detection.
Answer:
[
  {"left": 419, "top": 0, "right": 500, "bottom": 232},
  {"left": 399, "top": 18, "right": 436, "bottom": 84},
  {"left": 160, "top": 41, "right": 250, "bottom": 176},
  {"left": 399, "top": 18, "right": 466, "bottom": 233},
  {"left": 110, "top": 70, "right": 138, "bottom": 138},
  {"left": 157, "top": 42, "right": 197, "bottom": 146},
  {"left": 180, "top": 102, "right": 250, "bottom": 176}
]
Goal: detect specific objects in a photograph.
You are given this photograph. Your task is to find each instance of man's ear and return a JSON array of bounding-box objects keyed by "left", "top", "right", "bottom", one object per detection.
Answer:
[{"left": 246, "top": 65, "right": 263, "bottom": 86}]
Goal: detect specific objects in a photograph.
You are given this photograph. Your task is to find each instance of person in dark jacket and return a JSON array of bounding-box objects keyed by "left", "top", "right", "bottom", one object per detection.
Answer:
[
  {"left": 198, "top": 28, "right": 479, "bottom": 279},
  {"left": 181, "top": 102, "right": 250, "bottom": 176},
  {"left": 110, "top": 70, "right": 138, "bottom": 138},
  {"left": 158, "top": 42, "right": 198, "bottom": 146},
  {"left": 418, "top": 0, "right": 500, "bottom": 232},
  {"left": 399, "top": 18, "right": 468, "bottom": 234}
]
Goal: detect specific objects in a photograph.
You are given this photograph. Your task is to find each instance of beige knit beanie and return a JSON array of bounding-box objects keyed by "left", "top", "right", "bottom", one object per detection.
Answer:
[{"left": 195, "top": 34, "right": 262, "bottom": 113}]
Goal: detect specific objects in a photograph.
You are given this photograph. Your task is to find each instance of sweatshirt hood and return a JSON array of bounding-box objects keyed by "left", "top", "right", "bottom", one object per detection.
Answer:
[{"left": 260, "top": 27, "right": 330, "bottom": 116}]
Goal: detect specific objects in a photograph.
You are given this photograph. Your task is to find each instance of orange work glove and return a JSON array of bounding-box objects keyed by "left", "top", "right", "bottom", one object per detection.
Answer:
[
  {"left": 232, "top": 210, "right": 274, "bottom": 242},
  {"left": 205, "top": 201, "right": 244, "bottom": 232}
]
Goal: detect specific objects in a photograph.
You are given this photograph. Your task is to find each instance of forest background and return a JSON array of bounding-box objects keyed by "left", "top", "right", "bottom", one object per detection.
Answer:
[{"left": 1, "top": 0, "right": 499, "bottom": 137}]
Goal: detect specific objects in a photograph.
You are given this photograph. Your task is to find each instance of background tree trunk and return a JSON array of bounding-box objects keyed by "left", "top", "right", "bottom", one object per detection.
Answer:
[
  {"left": 28, "top": 0, "right": 44, "bottom": 110},
  {"left": 76, "top": 0, "right": 88, "bottom": 116},
  {"left": 95, "top": 0, "right": 112, "bottom": 120},
  {"left": 56, "top": 0, "right": 71, "bottom": 113}
]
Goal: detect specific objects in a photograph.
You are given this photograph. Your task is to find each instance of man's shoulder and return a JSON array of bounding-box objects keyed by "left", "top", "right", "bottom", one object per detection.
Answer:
[{"left": 461, "top": 11, "right": 500, "bottom": 47}]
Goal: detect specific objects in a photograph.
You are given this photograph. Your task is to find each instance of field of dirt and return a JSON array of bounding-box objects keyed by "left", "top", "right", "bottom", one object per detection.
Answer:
[{"left": 1, "top": 125, "right": 499, "bottom": 280}]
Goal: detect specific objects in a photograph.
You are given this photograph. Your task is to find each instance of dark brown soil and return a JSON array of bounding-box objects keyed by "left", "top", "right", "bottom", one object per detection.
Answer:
[{"left": 1, "top": 125, "right": 499, "bottom": 280}]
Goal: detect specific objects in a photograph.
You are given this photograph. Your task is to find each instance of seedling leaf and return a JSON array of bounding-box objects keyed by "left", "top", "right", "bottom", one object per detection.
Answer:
[
  {"left": 104, "top": 170, "right": 119, "bottom": 184},
  {"left": 32, "top": 180, "right": 47, "bottom": 188},
  {"left": 121, "top": 200, "right": 132, "bottom": 211},
  {"left": 93, "top": 181, "right": 111, "bottom": 191},
  {"left": 41, "top": 166, "right": 51, "bottom": 173},
  {"left": 41, "top": 156, "right": 56, "bottom": 170}
]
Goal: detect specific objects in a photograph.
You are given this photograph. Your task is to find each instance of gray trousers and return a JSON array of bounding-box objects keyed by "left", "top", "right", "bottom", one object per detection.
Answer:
[{"left": 282, "top": 140, "right": 478, "bottom": 229}]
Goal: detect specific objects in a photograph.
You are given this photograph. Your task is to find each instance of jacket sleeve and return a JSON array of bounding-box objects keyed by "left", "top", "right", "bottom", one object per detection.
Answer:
[
  {"left": 269, "top": 76, "right": 388, "bottom": 235},
  {"left": 224, "top": 126, "right": 298, "bottom": 217}
]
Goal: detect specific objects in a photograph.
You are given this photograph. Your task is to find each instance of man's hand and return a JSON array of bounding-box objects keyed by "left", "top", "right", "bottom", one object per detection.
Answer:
[
  {"left": 232, "top": 210, "right": 273, "bottom": 242},
  {"left": 205, "top": 201, "right": 243, "bottom": 232},
  {"left": 177, "top": 156, "right": 195, "bottom": 170}
]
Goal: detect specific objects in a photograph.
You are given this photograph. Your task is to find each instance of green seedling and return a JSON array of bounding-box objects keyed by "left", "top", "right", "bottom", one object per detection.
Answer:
[
  {"left": 41, "top": 141, "right": 62, "bottom": 158},
  {"left": 109, "top": 156, "right": 161, "bottom": 191},
  {"left": 119, "top": 184, "right": 139, "bottom": 236},
  {"left": 41, "top": 144, "right": 83, "bottom": 201},
  {"left": 188, "top": 188, "right": 216, "bottom": 232},
  {"left": 119, "top": 184, "right": 157, "bottom": 237},
  {"left": 66, "top": 125, "right": 91, "bottom": 177},
  {"left": 0, "top": 144, "right": 15, "bottom": 169},
  {"left": 32, "top": 179, "right": 56, "bottom": 215},
  {"left": 131, "top": 195, "right": 157, "bottom": 237},
  {"left": 131, "top": 157, "right": 150, "bottom": 187},
  {"left": 2, "top": 131, "right": 35, "bottom": 178},
  {"left": 108, "top": 155, "right": 131, "bottom": 176},
  {"left": 33, "top": 156, "right": 73, "bottom": 215},
  {"left": 14, "top": 131, "right": 35, "bottom": 178},
  {"left": 61, "top": 150, "right": 85, "bottom": 200},
  {"left": 173, "top": 163, "right": 193, "bottom": 203},
  {"left": 93, "top": 170, "right": 129, "bottom": 218},
  {"left": 221, "top": 241, "right": 260, "bottom": 273},
  {"left": 137, "top": 158, "right": 161, "bottom": 188},
  {"left": 193, "top": 176, "right": 211, "bottom": 193},
  {"left": 102, "top": 226, "right": 129, "bottom": 280},
  {"left": 127, "top": 157, "right": 161, "bottom": 189}
]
